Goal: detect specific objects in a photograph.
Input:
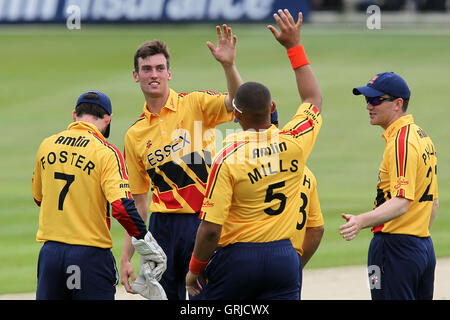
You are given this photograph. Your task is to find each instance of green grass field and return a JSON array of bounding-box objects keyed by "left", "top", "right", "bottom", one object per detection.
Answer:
[{"left": 1, "top": 23, "right": 449, "bottom": 294}]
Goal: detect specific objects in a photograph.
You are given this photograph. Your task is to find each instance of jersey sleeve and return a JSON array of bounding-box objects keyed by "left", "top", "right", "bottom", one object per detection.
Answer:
[
  {"left": 305, "top": 176, "right": 324, "bottom": 228},
  {"left": 388, "top": 127, "right": 417, "bottom": 201},
  {"left": 431, "top": 157, "right": 438, "bottom": 200},
  {"left": 198, "top": 156, "right": 233, "bottom": 226},
  {"left": 192, "top": 91, "right": 233, "bottom": 128},
  {"left": 124, "top": 130, "right": 150, "bottom": 195},
  {"left": 111, "top": 198, "right": 147, "bottom": 239},
  {"left": 99, "top": 143, "right": 132, "bottom": 203},
  {"left": 100, "top": 144, "right": 147, "bottom": 239},
  {"left": 31, "top": 142, "right": 44, "bottom": 206},
  {"left": 279, "top": 103, "right": 322, "bottom": 162}
]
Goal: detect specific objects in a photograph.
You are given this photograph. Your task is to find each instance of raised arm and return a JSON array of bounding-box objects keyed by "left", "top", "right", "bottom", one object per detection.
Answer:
[
  {"left": 207, "top": 24, "right": 243, "bottom": 112},
  {"left": 268, "top": 9, "right": 322, "bottom": 112}
]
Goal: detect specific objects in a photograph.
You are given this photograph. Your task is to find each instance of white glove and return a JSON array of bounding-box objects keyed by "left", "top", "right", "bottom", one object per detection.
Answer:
[
  {"left": 131, "top": 261, "right": 167, "bottom": 300},
  {"left": 132, "top": 231, "right": 167, "bottom": 281}
]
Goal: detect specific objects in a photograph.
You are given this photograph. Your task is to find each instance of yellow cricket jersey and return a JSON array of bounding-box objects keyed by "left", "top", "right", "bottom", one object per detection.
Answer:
[
  {"left": 200, "top": 103, "right": 322, "bottom": 247},
  {"left": 32, "top": 122, "right": 146, "bottom": 248},
  {"left": 292, "top": 167, "right": 324, "bottom": 256},
  {"left": 372, "top": 115, "right": 438, "bottom": 237},
  {"left": 124, "top": 88, "right": 233, "bottom": 213}
]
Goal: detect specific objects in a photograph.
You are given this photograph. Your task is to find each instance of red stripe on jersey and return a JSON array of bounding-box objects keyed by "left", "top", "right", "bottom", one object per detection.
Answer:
[
  {"left": 152, "top": 193, "right": 160, "bottom": 204},
  {"left": 34, "top": 198, "right": 41, "bottom": 207},
  {"left": 195, "top": 177, "right": 207, "bottom": 190},
  {"left": 92, "top": 132, "right": 129, "bottom": 179},
  {"left": 205, "top": 141, "right": 245, "bottom": 198},
  {"left": 372, "top": 224, "right": 384, "bottom": 233},
  {"left": 311, "top": 105, "right": 319, "bottom": 114},
  {"left": 105, "top": 141, "right": 128, "bottom": 180},
  {"left": 201, "top": 90, "right": 219, "bottom": 96},
  {"left": 111, "top": 200, "right": 140, "bottom": 236},
  {"left": 280, "top": 119, "right": 314, "bottom": 137},
  {"left": 157, "top": 189, "right": 183, "bottom": 209},
  {"left": 396, "top": 126, "right": 408, "bottom": 177},
  {"left": 106, "top": 216, "right": 111, "bottom": 230},
  {"left": 176, "top": 185, "right": 205, "bottom": 212}
]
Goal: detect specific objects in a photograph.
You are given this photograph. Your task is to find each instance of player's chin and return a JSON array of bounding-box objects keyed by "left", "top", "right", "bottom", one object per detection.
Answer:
[{"left": 144, "top": 87, "right": 164, "bottom": 98}]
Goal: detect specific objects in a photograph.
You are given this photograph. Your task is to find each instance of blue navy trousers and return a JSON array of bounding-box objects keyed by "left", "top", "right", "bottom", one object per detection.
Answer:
[
  {"left": 198, "top": 239, "right": 301, "bottom": 300},
  {"left": 368, "top": 232, "right": 435, "bottom": 300},
  {"left": 36, "top": 241, "right": 118, "bottom": 300},
  {"left": 148, "top": 212, "right": 201, "bottom": 300}
]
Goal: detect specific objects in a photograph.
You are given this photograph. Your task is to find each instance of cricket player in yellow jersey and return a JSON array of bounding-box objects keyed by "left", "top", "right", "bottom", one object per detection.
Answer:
[
  {"left": 186, "top": 10, "right": 323, "bottom": 299},
  {"left": 340, "top": 72, "right": 439, "bottom": 300},
  {"left": 120, "top": 25, "right": 243, "bottom": 300},
  {"left": 32, "top": 91, "right": 166, "bottom": 300}
]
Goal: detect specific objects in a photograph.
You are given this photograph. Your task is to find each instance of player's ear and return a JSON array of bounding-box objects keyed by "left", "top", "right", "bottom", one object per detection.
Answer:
[
  {"left": 72, "top": 111, "right": 77, "bottom": 121},
  {"left": 394, "top": 98, "right": 404, "bottom": 112},
  {"left": 133, "top": 69, "right": 139, "bottom": 83},
  {"left": 168, "top": 69, "right": 172, "bottom": 81},
  {"left": 271, "top": 101, "right": 276, "bottom": 113}
]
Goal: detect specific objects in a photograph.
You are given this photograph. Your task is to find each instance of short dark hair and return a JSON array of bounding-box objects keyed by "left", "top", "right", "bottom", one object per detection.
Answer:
[
  {"left": 75, "top": 92, "right": 108, "bottom": 119},
  {"left": 235, "top": 82, "right": 272, "bottom": 123},
  {"left": 134, "top": 40, "right": 170, "bottom": 72},
  {"left": 389, "top": 95, "right": 410, "bottom": 112},
  {"left": 401, "top": 98, "right": 409, "bottom": 112}
]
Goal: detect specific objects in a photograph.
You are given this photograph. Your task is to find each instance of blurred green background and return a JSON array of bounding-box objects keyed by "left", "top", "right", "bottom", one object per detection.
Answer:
[{"left": 0, "top": 23, "right": 449, "bottom": 294}]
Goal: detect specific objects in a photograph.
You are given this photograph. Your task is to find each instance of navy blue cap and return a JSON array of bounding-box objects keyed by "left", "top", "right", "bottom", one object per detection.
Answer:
[
  {"left": 353, "top": 72, "right": 411, "bottom": 99},
  {"left": 76, "top": 91, "right": 112, "bottom": 138}
]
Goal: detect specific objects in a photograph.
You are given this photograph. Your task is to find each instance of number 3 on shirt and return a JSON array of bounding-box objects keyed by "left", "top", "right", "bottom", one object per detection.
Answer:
[{"left": 296, "top": 192, "right": 307, "bottom": 230}]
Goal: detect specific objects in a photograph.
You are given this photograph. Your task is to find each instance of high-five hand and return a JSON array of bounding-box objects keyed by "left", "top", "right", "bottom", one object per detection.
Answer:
[
  {"left": 207, "top": 24, "right": 237, "bottom": 67},
  {"left": 268, "top": 9, "right": 302, "bottom": 49}
]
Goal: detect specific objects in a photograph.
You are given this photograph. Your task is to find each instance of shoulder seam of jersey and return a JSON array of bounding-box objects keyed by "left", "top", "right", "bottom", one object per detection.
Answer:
[
  {"left": 128, "top": 114, "right": 146, "bottom": 129},
  {"left": 178, "top": 90, "right": 220, "bottom": 98},
  {"left": 205, "top": 141, "right": 247, "bottom": 198},
  {"left": 88, "top": 131, "right": 128, "bottom": 180}
]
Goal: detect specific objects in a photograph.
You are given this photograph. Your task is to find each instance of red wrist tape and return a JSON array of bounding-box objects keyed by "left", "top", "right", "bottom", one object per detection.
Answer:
[
  {"left": 287, "top": 45, "right": 310, "bottom": 70},
  {"left": 189, "top": 254, "right": 210, "bottom": 274}
]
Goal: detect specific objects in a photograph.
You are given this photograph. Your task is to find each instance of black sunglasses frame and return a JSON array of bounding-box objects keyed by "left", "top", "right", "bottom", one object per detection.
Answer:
[{"left": 365, "top": 96, "right": 398, "bottom": 106}]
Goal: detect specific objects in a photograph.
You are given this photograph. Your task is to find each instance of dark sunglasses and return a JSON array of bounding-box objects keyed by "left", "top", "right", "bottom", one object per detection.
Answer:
[{"left": 365, "top": 96, "right": 397, "bottom": 106}]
